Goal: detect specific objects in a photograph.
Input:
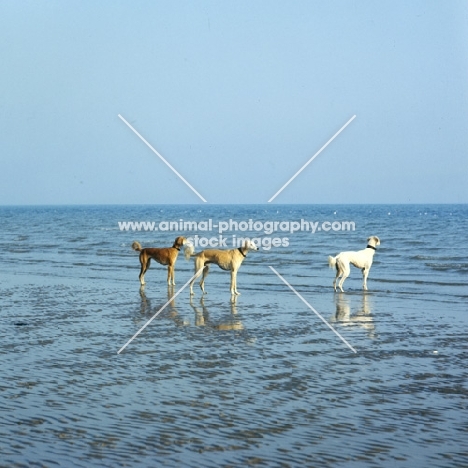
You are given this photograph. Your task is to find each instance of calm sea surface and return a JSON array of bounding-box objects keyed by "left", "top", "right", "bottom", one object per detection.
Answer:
[{"left": 1, "top": 204, "right": 467, "bottom": 467}]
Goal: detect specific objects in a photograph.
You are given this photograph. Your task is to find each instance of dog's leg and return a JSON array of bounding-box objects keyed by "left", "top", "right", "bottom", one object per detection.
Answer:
[
  {"left": 333, "top": 263, "right": 343, "bottom": 292},
  {"left": 338, "top": 264, "right": 350, "bottom": 293},
  {"left": 167, "top": 264, "right": 176, "bottom": 286},
  {"left": 333, "top": 269, "right": 340, "bottom": 292},
  {"left": 230, "top": 269, "right": 240, "bottom": 295},
  {"left": 139, "top": 265, "right": 145, "bottom": 286},
  {"left": 190, "top": 259, "right": 203, "bottom": 296},
  {"left": 139, "top": 257, "right": 150, "bottom": 286},
  {"left": 362, "top": 268, "right": 370, "bottom": 291},
  {"left": 199, "top": 264, "right": 210, "bottom": 294}
]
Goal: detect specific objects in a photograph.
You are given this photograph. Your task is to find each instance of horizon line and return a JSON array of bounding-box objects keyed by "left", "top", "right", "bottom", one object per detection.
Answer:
[{"left": 0, "top": 202, "right": 466, "bottom": 208}]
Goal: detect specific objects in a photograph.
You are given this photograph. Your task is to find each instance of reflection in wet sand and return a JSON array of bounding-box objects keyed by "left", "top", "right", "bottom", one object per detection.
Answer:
[
  {"left": 138, "top": 287, "right": 243, "bottom": 330},
  {"left": 139, "top": 285, "right": 189, "bottom": 326},
  {"left": 190, "top": 296, "right": 244, "bottom": 331},
  {"left": 139, "top": 285, "right": 150, "bottom": 315},
  {"left": 331, "top": 293, "right": 375, "bottom": 339}
]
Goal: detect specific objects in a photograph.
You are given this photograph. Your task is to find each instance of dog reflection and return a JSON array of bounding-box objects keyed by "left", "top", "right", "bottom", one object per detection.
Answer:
[
  {"left": 139, "top": 285, "right": 189, "bottom": 326},
  {"left": 190, "top": 296, "right": 244, "bottom": 331},
  {"left": 331, "top": 293, "right": 375, "bottom": 338},
  {"left": 139, "top": 286, "right": 151, "bottom": 315}
]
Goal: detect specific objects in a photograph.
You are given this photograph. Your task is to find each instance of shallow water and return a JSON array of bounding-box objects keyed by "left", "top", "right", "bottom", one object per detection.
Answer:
[{"left": 1, "top": 205, "right": 467, "bottom": 467}]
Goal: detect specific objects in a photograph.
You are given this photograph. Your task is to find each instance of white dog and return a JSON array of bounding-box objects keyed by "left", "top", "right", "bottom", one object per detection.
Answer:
[
  {"left": 328, "top": 236, "right": 380, "bottom": 292},
  {"left": 186, "top": 240, "right": 258, "bottom": 296}
]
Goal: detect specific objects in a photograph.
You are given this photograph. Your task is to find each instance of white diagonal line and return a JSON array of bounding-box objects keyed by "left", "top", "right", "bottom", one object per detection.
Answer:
[
  {"left": 117, "top": 268, "right": 203, "bottom": 354},
  {"left": 118, "top": 114, "right": 207, "bottom": 203},
  {"left": 269, "top": 266, "right": 357, "bottom": 353},
  {"left": 268, "top": 115, "right": 356, "bottom": 203}
]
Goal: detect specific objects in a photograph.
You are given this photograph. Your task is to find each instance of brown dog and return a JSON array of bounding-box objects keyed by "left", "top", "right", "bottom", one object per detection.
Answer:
[{"left": 132, "top": 237, "right": 188, "bottom": 286}]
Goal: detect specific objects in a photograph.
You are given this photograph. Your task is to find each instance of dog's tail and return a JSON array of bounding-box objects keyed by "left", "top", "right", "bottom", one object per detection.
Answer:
[
  {"left": 132, "top": 241, "right": 142, "bottom": 252},
  {"left": 184, "top": 243, "right": 195, "bottom": 261},
  {"left": 328, "top": 255, "right": 337, "bottom": 269}
]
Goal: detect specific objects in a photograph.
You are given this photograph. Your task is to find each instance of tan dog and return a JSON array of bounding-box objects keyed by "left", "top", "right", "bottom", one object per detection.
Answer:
[
  {"left": 328, "top": 236, "right": 380, "bottom": 292},
  {"left": 186, "top": 240, "right": 258, "bottom": 296},
  {"left": 132, "top": 236, "right": 188, "bottom": 286}
]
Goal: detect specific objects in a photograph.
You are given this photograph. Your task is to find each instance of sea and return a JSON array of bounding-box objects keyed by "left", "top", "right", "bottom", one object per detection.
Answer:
[{"left": 0, "top": 204, "right": 467, "bottom": 467}]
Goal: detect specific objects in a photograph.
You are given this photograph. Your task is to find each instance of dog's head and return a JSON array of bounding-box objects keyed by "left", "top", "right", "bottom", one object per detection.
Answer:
[
  {"left": 243, "top": 240, "right": 259, "bottom": 251},
  {"left": 367, "top": 236, "right": 380, "bottom": 247},
  {"left": 173, "top": 236, "right": 188, "bottom": 249}
]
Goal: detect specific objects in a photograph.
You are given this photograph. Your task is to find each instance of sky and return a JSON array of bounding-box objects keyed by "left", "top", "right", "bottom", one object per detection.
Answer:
[{"left": 1, "top": 1, "right": 467, "bottom": 205}]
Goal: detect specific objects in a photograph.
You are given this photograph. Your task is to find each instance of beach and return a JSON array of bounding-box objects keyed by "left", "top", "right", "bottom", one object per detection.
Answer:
[{"left": 1, "top": 204, "right": 467, "bottom": 467}]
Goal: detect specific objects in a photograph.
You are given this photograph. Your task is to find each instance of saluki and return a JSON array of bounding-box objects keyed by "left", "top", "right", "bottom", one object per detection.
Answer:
[
  {"left": 132, "top": 236, "right": 188, "bottom": 286},
  {"left": 328, "top": 236, "right": 380, "bottom": 292},
  {"left": 186, "top": 240, "right": 258, "bottom": 296}
]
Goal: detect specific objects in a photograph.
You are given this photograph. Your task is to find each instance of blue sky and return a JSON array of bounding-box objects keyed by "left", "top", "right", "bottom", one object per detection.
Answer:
[{"left": 1, "top": 1, "right": 467, "bottom": 204}]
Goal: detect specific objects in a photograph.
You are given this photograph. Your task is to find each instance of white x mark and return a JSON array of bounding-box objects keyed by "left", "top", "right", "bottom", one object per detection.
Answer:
[
  {"left": 118, "top": 268, "right": 204, "bottom": 354},
  {"left": 268, "top": 115, "right": 356, "bottom": 202},
  {"left": 117, "top": 113, "right": 357, "bottom": 353},
  {"left": 118, "top": 114, "right": 207, "bottom": 202},
  {"left": 269, "top": 266, "right": 357, "bottom": 353}
]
